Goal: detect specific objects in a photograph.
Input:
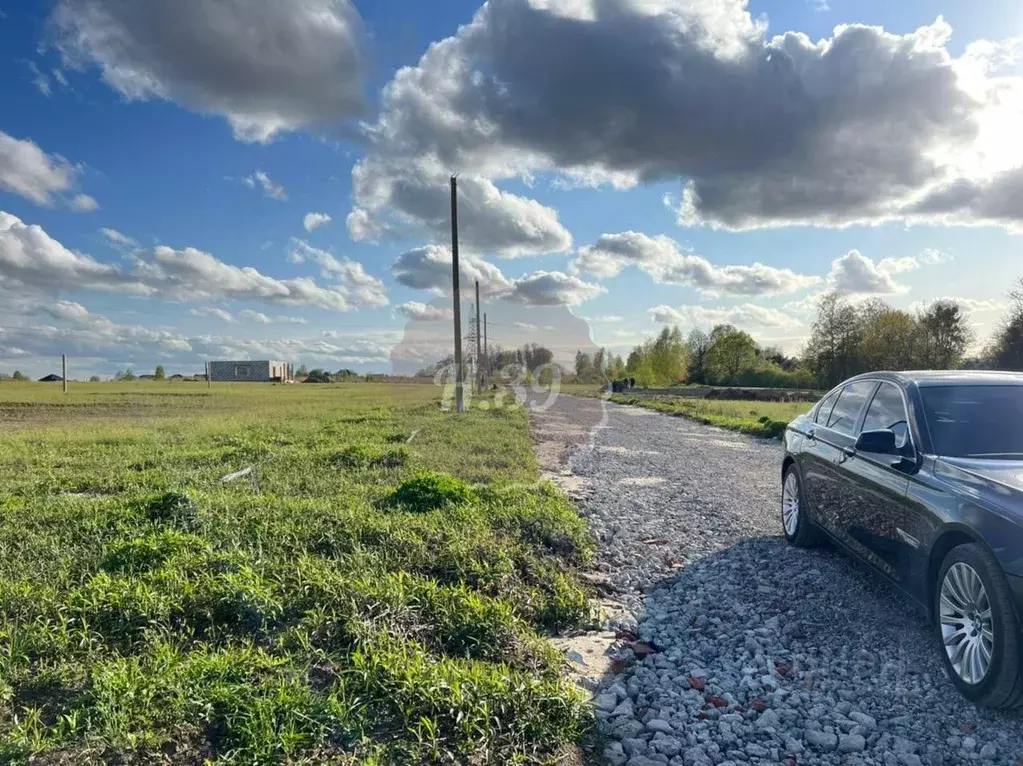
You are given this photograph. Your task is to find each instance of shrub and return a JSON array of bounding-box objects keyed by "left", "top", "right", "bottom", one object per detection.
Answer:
[
  {"left": 374, "top": 445, "right": 409, "bottom": 468},
  {"left": 332, "top": 445, "right": 374, "bottom": 469},
  {"left": 147, "top": 492, "right": 198, "bottom": 528},
  {"left": 387, "top": 473, "right": 475, "bottom": 513}
]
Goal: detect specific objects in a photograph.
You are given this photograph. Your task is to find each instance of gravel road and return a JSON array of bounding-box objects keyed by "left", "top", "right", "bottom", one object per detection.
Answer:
[{"left": 531, "top": 394, "right": 1023, "bottom": 766}]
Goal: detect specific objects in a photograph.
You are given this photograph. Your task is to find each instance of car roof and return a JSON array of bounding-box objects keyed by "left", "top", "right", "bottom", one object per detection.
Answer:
[{"left": 845, "top": 370, "right": 1023, "bottom": 387}]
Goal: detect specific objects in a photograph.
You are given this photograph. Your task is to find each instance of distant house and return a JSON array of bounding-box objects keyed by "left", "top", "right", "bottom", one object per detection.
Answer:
[
  {"left": 208, "top": 360, "right": 292, "bottom": 383},
  {"left": 38, "top": 374, "right": 63, "bottom": 382},
  {"left": 138, "top": 374, "right": 156, "bottom": 380},
  {"left": 168, "top": 374, "right": 185, "bottom": 381}
]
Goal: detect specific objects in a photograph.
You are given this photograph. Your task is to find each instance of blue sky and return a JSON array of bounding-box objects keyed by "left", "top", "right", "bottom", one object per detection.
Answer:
[{"left": 0, "top": 0, "right": 1021, "bottom": 378}]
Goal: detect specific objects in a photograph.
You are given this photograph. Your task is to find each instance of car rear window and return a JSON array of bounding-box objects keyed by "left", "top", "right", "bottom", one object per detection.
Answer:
[
  {"left": 921, "top": 385, "right": 1023, "bottom": 459},
  {"left": 814, "top": 390, "right": 839, "bottom": 424}
]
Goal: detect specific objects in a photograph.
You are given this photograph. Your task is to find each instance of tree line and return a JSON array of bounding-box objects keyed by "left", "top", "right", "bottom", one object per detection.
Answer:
[
  {"left": 575, "top": 325, "right": 814, "bottom": 388},
  {"left": 577, "top": 281, "right": 1023, "bottom": 390},
  {"left": 416, "top": 343, "right": 556, "bottom": 379}
]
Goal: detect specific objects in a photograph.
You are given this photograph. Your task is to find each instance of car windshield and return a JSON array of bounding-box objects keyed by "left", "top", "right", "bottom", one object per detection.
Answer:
[{"left": 921, "top": 385, "right": 1023, "bottom": 459}]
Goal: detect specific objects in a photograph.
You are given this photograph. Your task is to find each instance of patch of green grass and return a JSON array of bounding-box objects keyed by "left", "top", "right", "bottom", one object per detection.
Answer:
[
  {"left": 0, "top": 382, "right": 593, "bottom": 763},
  {"left": 609, "top": 394, "right": 811, "bottom": 438},
  {"left": 386, "top": 472, "right": 476, "bottom": 512}
]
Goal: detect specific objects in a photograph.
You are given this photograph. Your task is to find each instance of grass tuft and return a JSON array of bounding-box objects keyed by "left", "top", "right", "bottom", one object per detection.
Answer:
[{"left": 387, "top": 471, "right": 476, "bottom": 513}]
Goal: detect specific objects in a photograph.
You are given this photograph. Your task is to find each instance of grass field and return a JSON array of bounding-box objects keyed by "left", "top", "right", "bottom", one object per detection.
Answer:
[
  {"left": 0, "top": 382, "right": 594, "bottom": 764},
  {"left": 608, "top": 394, "right": 812, "bottom": 438}
]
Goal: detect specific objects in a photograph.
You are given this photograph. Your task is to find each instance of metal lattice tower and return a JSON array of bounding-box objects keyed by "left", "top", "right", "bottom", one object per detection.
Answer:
[{"left": 465, "top": 302, "right": 479, "bottom": 390}]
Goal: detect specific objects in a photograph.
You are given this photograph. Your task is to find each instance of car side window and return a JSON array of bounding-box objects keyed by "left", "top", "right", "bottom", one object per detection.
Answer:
[
  {"left": 825, "top": 381, "right": 877, "bottom": 435},
  {"left": 814, "top": 391, "right": 840, "bottom": 424},
  {"left": 861, "top": 382, "right": 911, "bottom": 450}
]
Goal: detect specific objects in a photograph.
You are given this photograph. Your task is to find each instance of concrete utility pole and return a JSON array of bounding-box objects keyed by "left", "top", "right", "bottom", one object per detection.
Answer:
[
  {"left": 62, "top": 354, "right": 67, "bottom": 393},
  {"left": 483, "top": 313, "right": 488, "bottom": 386},
  {"left": 450, "top": 176, "right": 465, "bottom": 412},
  {"left": 475, "top": 280, "right": 482, "bottom": 394},
  {"left": 206, "top": 362, "right": 212, "bottom": 388}
]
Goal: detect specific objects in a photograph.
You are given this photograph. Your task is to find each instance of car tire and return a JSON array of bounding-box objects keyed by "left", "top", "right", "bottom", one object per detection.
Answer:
[
  {"left": 935, "top": 543, "right": 1023, "bottom": 709},
  {"left": 781, "top": 465, "right": 823, "bottom": 548}
]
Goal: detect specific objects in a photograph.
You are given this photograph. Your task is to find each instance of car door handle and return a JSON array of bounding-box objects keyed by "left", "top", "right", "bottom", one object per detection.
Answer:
[
  {"left": 806, "top": 428, "right": 817, "bottom": 441},
  {"left": 841, "top": 446, "right": 856, "bottom": 458}
]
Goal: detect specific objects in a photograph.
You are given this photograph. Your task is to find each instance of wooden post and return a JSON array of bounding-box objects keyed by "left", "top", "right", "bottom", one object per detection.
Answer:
[
  {"left": 483, "top": 313, "right": 488, "bottom": 386},
  {"left": 62, "top": 354, "right": 67, "bottom": 393},
  {"left": 206, "top": 362, "right": 212, "bottom": 388},
  {"left": 450, "top": 176, "right": 465, "bottom": 413}
]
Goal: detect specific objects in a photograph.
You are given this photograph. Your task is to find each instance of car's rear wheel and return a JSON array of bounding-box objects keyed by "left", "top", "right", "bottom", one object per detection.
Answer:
[
  {"left": 781, "top": 465, "right": 822, "bottom": 548},
  {"left": 936, "top": 543, "right": 1023, "bottom": 709}
]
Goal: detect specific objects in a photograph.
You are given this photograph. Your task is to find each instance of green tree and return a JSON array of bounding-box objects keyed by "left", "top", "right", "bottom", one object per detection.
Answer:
[
  {"left": 686, "top": 329, "right": 711, "bottom": 383},
  {"left": 12, "top": 370, "right": 27, "bottom": 381},
  {"left": 858, "top": 307, "right": 920, "bottom": 372},
  {"left": 89, "top": 375, "right": 101, "bottom": 382},
  {"left": 917, "top": 300, "right": 973, "bottom": 369},
  {"left": 574, "top": 351, "right": 593, "bottom": 380},
  {"left": 705, "top": 330, "right": 758, "bottom": 385},
  {"left": 803, "top": 293, "right": 864, "bottom": 387},
  {"left": 296, "top": 364, "right": 309, "bottom": 377},
  {"left": 648, "top": 326, "right": 689, "bottom": 385},
  {"left": 304, "top": 368, "right": 331, "bottom": 383},
  {"left": 154, "top": 365, "right": 166, "bottom": 381},
  {"left": 609, "top": 354, "right": 626, "bottom": 379},
  {"left": 986, "top": 281, "right": 1023, "bottom": 370},
  {"left": 116, "top": 367, "right": 137, "bottom": 381},
  {"left": 709, "top": 324, "right": 738, "bottom": 345}
]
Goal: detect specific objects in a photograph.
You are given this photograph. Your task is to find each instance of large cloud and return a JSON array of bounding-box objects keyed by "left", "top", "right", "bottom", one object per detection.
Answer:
[
  {"left": 391, "top": 245, "right": 514, "bottom": 296},
  {"left": 397, "top": 302, "right": 454, "bottom": 322},
  {"left": 505, "top": 271, "right": 607, "bottom": 306},
  {"left": 349, "top": 164, "right": 572, "bottom": 257},
  {"left": 575, "top": 231, "right": 819, "bottom": 296},
  {"left": 0, "top": 210, "right": 143, "bottom": 293},
  {"left": 391, "top": 244, "right": 604, "bottom": 307},
  {"left": 0, "top": 210, "right": 385, "bottom": 312},
  {"left": 650, "top": 303, "right": 802, "bottom": 330},
  {"left": 827, "top": 250, "right": 918, "bottom": 295},
  {"left": 51, "top": 0, "right": 367, "bottom": 142},
  {"left": 0, "top": 131, "right": 85, "bottom": 207},
  {"left": 351, "top": 0, "right": 1023, "bottom": 246},
  {"left": 286, "top": 239, "right": 388, "bottom": 307}
]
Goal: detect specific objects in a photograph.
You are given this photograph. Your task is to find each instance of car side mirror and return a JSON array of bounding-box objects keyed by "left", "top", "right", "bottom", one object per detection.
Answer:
[{"left": 855, "top": 429, "right": 898, "bottom": 455}]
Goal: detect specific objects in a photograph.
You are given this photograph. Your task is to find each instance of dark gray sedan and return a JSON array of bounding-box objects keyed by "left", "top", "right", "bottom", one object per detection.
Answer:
[{"left": 782, "top": 371, "right": 1023, "bottom": 709}]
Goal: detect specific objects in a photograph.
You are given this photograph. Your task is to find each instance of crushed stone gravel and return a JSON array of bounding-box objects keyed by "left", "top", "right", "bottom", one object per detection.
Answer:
[{"left": 530, "top": 394, "right": 1023, "bottom": 766}]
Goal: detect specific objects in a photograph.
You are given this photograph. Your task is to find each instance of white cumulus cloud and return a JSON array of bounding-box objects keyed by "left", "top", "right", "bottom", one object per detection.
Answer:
[
  {"left": 397, "top": 302, "right": 453, "bottom": 322},
  {"left": 575, "top": 232, "right": 819, "bottom": 297},
  {"left": 0, "top": 131, "right": 78, "bottom": 206},
  {"left": 303, "top": 212, "right": 332, "bottom": 232}
]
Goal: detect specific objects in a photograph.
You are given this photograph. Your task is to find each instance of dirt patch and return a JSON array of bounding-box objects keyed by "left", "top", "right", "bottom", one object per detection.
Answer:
[{"left": 529, "top": 394, "right": 608, "bottom": 476}]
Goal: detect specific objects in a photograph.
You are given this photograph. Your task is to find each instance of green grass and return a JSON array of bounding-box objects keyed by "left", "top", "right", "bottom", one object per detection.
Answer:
[
  {"left": 608, "top": 394, "right": 812, "bottom": 438},
  {"left": 0, "top": 382, "right": 594, "bottom": 764}
]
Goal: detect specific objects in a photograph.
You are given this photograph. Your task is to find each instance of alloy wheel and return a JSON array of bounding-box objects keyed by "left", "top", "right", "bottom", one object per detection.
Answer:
[
  {"left": 782, "top": 471, "right": 799, "bottom": 536},
  {"left": 940, "top": 562, "right": 995, "bottom": 685}
]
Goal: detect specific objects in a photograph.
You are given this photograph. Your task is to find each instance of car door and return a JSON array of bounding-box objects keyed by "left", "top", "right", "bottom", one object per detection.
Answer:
[
  {"left": 800, "top": 381, "right": 876, "bottom": 538},
  {"left": 798, "top": 387, "right": 842, "bottom": 526},
  {"left": 840, "top": 382, "right": 918, "bottom": 587}
]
